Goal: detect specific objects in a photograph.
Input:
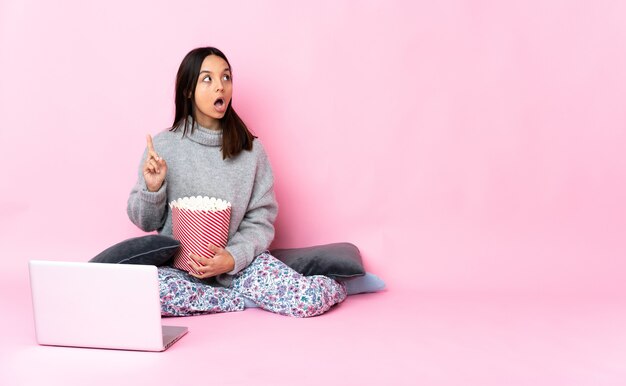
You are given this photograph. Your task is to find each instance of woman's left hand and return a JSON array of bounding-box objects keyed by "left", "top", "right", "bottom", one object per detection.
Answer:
[{"left": 188, "top": 244, "right": 236, "bottom": 279}]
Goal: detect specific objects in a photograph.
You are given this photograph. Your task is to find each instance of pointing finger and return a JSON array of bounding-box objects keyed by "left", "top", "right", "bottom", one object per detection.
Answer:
[
  {"left": 146, "top": 135, "right": 162, "bottom": 161},
  {"left": 146, "top": 134, "right": 155, "bottom": 152}
]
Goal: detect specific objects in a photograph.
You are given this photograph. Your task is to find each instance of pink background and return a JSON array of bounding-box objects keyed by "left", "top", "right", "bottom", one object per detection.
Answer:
[
  {"left": 2, "top": 0, "right": 625, "bottom": 295},
  {"left": 1, "top": 1, "right": 626, "bottom": 384}
]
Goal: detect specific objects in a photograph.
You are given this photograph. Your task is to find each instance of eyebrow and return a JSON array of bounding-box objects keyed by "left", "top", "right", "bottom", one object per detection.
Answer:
[{"left": 199, "top": 68, "right": 231, "bottom": 75}]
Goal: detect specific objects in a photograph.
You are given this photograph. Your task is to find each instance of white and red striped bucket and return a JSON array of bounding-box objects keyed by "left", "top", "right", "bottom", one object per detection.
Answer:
[{"left": 170, "top": 197, "right": 231, "bottom": 275}]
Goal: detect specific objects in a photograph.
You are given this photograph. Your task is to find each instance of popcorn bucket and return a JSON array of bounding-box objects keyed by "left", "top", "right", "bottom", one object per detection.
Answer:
[{"left": 170, "top": 196, "right": 231, "bottom": 275}]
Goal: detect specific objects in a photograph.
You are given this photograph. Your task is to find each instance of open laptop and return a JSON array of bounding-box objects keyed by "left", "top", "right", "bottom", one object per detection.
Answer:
[{"left": 29, "top": 260, "right": 188, "bottom": 352}]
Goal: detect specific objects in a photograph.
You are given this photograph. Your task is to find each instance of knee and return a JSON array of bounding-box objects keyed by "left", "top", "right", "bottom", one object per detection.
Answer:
[{"left": 289, "top": 286, "right": 329, "bottom": 318}]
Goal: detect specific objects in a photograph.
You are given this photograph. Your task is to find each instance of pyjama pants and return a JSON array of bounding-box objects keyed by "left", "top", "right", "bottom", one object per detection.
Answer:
[{"left": 158, "top": 252, "right": 347, "bottom": 318}]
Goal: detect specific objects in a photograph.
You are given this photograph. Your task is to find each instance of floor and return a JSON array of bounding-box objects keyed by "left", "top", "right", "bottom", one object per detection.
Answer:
[{"left": 2, "top": 268, "right": 626, "bottom": 386}]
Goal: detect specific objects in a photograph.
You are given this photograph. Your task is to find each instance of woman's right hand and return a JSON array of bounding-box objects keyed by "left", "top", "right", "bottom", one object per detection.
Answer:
[{"left": 143, "top": 134, "right": 168, "bottom": 192}]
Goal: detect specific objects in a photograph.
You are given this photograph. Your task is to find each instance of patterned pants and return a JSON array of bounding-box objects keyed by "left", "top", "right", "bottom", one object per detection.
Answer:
[{"left": 159, "top": 252, "right": 347, "bottom": 318}]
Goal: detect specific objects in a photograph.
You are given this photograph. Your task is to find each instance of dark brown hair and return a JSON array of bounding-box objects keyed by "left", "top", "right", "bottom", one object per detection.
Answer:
[{"left": 171, "top": 47, "right": 255, "bottom": 159}]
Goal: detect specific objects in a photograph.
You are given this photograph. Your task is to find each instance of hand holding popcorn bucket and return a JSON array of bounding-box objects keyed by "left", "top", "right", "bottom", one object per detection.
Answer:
[{"left": 170, "top": 196, "right": 231, "bottom": 275}]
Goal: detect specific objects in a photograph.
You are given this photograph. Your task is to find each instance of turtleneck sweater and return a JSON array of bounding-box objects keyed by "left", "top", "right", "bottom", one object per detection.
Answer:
[{"left": 127, "top": 122, "right": 278, "bottom": 286}]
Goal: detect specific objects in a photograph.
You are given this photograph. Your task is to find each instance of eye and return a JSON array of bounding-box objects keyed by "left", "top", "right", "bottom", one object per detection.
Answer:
[
  {"left": 202, "top": 75, "right": 211, "bottom": 82},
  {"left": 222, "top": 74, "right": 231, "bottom": 81}
]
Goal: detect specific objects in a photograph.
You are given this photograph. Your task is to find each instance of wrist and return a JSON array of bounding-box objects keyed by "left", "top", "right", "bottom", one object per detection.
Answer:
[
  {"left": 146, "top": 180, "right": 164, "bottom": 192},
  {"left": 222, "top": 252, "right": 236, "bottom": 273}
]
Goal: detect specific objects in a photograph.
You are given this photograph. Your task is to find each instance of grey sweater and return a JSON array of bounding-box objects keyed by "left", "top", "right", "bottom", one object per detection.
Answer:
[{"left": 127, "top": 123, "right": 278, "bottom": 285}]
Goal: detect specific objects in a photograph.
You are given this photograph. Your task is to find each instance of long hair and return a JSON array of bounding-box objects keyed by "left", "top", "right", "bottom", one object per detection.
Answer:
[{"left": 171, "top": 47, "right": 255, "bottom": 159}]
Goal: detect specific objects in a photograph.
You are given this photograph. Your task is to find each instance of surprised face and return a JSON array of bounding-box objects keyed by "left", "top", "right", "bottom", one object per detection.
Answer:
[{"left": 192, "top": 55, "right": 233, "bottom": 130}]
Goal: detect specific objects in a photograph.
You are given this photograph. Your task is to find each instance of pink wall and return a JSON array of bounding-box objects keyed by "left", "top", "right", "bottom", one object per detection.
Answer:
[{"left": 1, "top": 0, "right": 625, "bottom": 295}]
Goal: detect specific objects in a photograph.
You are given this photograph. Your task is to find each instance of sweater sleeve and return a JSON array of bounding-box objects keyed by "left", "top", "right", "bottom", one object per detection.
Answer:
[
  {"left": 224, "top": 145, "right": 278, "bottom": 275},
  {"left": 126, "top": 148, "right": 169, "bottom": 232}
]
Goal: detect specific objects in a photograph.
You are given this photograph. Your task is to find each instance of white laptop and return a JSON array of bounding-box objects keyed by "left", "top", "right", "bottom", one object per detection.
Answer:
[{"left": 29, "top": 260, "right": 188, "bottom": 352}]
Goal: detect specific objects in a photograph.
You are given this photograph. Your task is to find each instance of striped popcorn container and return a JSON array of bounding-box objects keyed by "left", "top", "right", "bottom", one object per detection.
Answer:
[{"left": 169, "top": 196, "right": 232, "bottom": 275}]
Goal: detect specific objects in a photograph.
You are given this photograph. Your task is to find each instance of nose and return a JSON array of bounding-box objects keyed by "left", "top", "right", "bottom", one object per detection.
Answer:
[{"left": 214, "top": 79, "right": 224, "bottom": 92}]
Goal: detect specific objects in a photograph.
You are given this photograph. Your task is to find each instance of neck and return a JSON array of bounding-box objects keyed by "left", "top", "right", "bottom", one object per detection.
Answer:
[{"left": 195, "top": 115, "right": 221, "bottom": 131}]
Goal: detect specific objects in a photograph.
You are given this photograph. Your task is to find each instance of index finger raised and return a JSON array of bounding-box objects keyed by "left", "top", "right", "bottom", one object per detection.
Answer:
[{"left": 146, "top": 134, "right": 156, "bottom": 152}]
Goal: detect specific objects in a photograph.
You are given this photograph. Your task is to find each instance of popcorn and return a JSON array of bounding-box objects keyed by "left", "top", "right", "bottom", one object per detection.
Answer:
[
  {"left": 169, "top": 196, "right": 231, "bottom": 211},
  {"left": 169, "top": 196, "right": 232, "bottom": 275}
]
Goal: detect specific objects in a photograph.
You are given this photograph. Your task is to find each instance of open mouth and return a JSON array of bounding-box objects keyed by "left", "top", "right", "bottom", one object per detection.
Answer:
[{"left": 214, "top": 98, "right": 225, "bottom": 108}]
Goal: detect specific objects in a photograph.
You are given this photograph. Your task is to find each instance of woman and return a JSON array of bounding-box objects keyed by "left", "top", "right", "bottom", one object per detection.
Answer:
[{"left": 127, "top": 47, "right": 346, "bottom": 317}]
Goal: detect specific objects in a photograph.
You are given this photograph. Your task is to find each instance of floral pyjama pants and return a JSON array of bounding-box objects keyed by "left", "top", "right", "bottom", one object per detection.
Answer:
[{"left": 158, "top": 252, "right": 347, "bottom": 318}]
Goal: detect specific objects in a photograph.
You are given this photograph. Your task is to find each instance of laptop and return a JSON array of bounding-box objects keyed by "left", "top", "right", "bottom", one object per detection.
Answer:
[{"left": 29, "top": 260, "right": 188, "bottom": 352}]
